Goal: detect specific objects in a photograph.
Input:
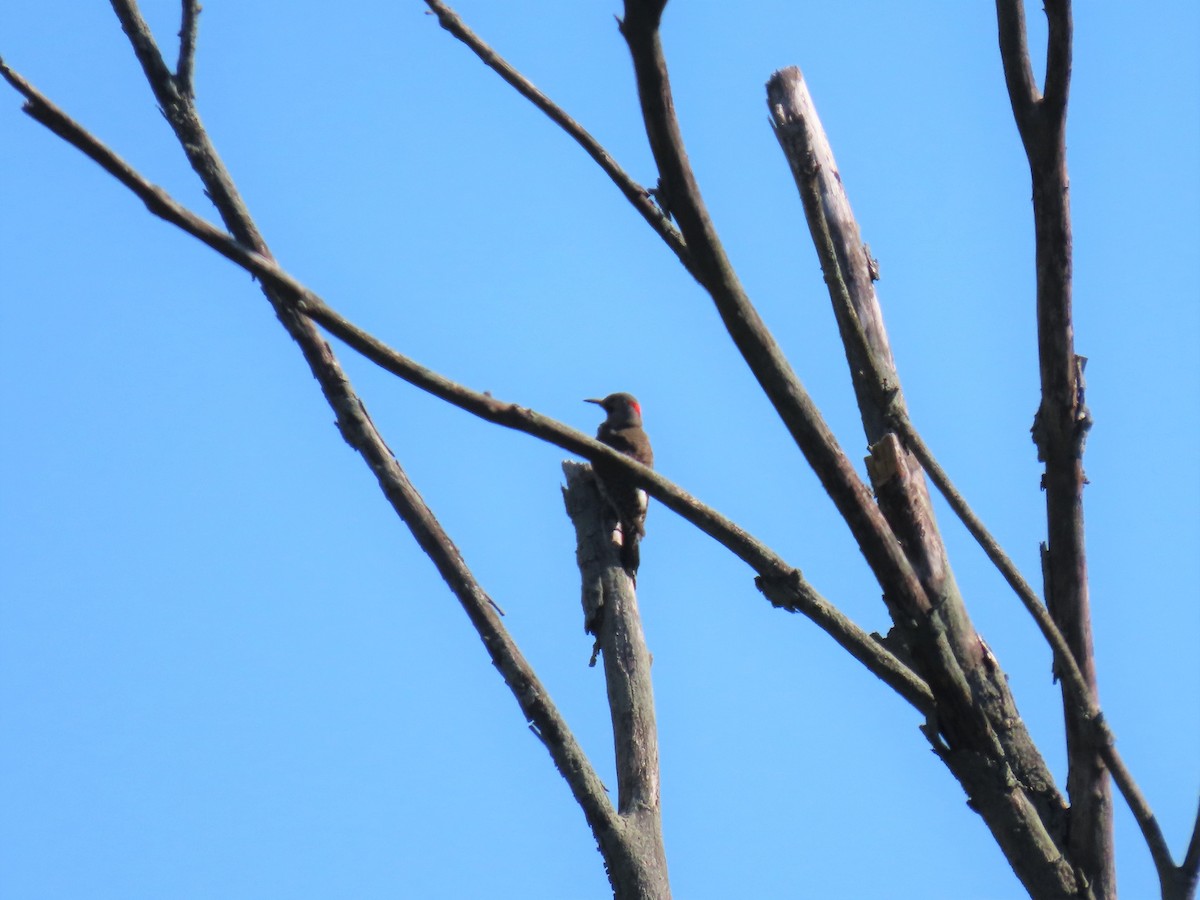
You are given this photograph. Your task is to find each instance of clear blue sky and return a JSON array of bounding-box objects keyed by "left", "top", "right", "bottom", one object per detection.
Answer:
[{"left": 2, "top": 2, "right": 1196, "bottom": 898}]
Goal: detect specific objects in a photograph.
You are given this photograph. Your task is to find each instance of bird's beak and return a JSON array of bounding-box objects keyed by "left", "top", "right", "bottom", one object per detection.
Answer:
[{"left": 584, "top": 398, "right": 604, "bottom": 406}]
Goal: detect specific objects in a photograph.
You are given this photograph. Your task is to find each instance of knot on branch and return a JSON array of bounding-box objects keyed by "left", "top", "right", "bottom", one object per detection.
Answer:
[
  {"left": 1030, "top": 356, "right": 1092, "bottom": 464},
  {"left": 754, "top": 568, "right": 804, "bottom": 611}
]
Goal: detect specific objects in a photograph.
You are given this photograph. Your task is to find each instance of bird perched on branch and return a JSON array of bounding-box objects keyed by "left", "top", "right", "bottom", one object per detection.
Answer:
[{"left": 586, "top": 392, "right": 654, "bottom": 582}]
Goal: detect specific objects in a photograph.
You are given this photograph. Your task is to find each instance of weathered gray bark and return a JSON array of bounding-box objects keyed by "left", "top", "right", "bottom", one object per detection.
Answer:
[
  {"left": 563, "top": 462, "right": 670, "bottom": 900},
  {"left": 767, "top": 66, "right": 1085, "bottom": 900}
]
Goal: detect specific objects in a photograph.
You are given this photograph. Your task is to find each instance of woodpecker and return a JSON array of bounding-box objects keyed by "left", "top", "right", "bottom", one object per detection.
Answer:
[{"left": 585, "top": 392, "right": 654, "bottom": 581}]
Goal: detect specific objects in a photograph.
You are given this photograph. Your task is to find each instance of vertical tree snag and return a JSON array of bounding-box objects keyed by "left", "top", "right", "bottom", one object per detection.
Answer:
[{"left": 563, "top": 462, "right": 670, "bottom": 900}]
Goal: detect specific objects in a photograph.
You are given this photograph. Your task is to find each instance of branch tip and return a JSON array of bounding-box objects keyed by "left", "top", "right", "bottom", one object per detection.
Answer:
[
  {"left": 422, "top": 0, "right": 689, "bottom": 268},
  {"left": 176, "top": 0, "right": 201, "bottom": 98}
]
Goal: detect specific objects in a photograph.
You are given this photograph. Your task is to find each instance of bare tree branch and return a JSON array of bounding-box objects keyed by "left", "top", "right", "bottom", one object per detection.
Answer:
[
  {"left": 8, "top": 6, "right": 640, "bottom": 880},
  {"left": 422, "top": 0, "right": 691, "bottom": 273},
  {"left": 763, "top": 68, "right": 1155, "bottom": 857},
  {"left": 996, "top": 1, "right": 1112, "bottom": 894},
  {"left": 765, "top": 67, "right": 902, "bottom": 445},
  {"left": 176, "top": 0, "right": 200, "bottom": 99},
  {"left": 1043, "top": 0, "right": 1073, "bottom": 118},
  {"left": 101, "top": 2, "right": 618, "bottom": 827},
  {"left": 995, "top": 0, "right": 1039, "bottom": 130},
  {"left": 764, "top": 65, "right": 1097, "bottom": 899}
]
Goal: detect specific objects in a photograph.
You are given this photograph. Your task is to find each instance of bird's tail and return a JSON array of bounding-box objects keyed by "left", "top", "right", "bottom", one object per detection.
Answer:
[{"left": 620, "top": 531, "right": 641, "bottom": 584}]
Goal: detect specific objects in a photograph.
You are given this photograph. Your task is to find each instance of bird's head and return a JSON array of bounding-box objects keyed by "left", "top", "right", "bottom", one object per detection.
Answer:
[{"left": 585, "top": 392, "right": 643, "bottom": 427}]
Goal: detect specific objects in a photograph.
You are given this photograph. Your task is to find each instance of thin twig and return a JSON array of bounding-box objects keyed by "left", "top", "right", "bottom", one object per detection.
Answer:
[
  {"left": 422, "top": 0, "right": 691, "bottom": 272},
  {"left": 0, "top": 55, "right": 933, "bottom": 718},
  {"left": 176, "top": 0, "right": 200, "bottom": 98}
]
